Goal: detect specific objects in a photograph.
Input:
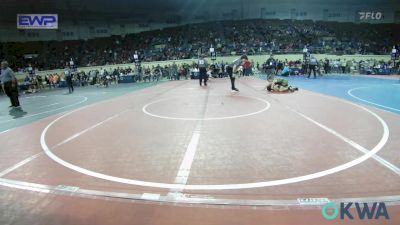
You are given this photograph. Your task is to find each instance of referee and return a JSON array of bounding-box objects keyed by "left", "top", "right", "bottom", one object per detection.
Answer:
[
  {"left": 1, "top": 61, "right": 21, "bottom": 108},
  {"left": 265, "top": 54, "right": 277, "bottom": 81},
  {"left": 198, "top": 55, "right": 208, "bottom": 86},
  {"left": 64, "top": 64, "right": 74, "bottom": 94},
  {"left": 308, "top": 56, "right": 317, "bottom": 79}
]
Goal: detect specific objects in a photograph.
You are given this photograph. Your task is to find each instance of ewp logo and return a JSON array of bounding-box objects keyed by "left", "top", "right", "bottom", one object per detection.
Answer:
[
  {"left": 322, "top": 202, "right": 390, "bottom": 220},
  {"left": 17, "top": 14, "right": 58, "bottom": 29}
]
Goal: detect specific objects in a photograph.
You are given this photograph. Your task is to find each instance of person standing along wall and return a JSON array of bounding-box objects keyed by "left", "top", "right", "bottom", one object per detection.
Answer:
[
  {"left": 1, "top": 61, "right": 21, "bottom": 108},
  {"left": 64, "top": 65, "right": 74, "bottom": 94}
]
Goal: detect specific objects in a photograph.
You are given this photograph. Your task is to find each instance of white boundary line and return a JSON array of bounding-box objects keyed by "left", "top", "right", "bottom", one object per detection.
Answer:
[
  {"left": 0, "top": 153, "right": 43, "bottom": 177},
  {"left": 303, "top": 91, "right": 400, "bottom": 176},
  {"left": 0, "top": 129, "right": 12, "bottom": 135},
  {"left": 174, "top": 127, "right": 201, "bottom": 185},
  {"left": 0, "top": 84, "right": 172, "bottom": 176},
  {"left": 348, "top": 87, "right": 400, "bottom": 112},
  {"left": 0, "top": 95, "right": 88, "bottom": 124},
  {"left": 40, "top": 93, "right": 389, "bottom": 190},
  {"left": 23, "top": 96, "right": 47, "bottom": 99},
  {"left": 142, "top": 95, "right": 271, "bottom": 121},
  {"left": 38, "top": 102, "right": 60, "bottom": 109},
  {"left": 47, "top": 83, "right": 189, "bottom": 149},
  {"left": 287, "top": 106, "right": 399, "bottom": 176},
  {"left": 52, "top": 112, "right": 123, "bottom": 149},
  {"left": 0, "top": 112, "right": 124, "bottom": 179},
  {"left": 1, "top": 177, "right": 399, "bottom": 206},
  {"left": 0, "top": 80, "right": 171, "bottom": 130},
  {"left": 0, "top": 178, "right": 50, "bottom": 193},
  {"left": 169, "top": 124, "right": 202, "bottom": 198},
  {"left": 0, "top": 80, "right": 397, "bottom": 205},
  {"left": 0, "top": 82, "right": 175, "bottom": 180}
]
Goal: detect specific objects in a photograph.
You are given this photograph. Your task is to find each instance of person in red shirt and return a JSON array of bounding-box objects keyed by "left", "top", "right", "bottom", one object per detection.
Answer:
[{"left": 243, "top": 60, "right": 252, "bottom": 76}]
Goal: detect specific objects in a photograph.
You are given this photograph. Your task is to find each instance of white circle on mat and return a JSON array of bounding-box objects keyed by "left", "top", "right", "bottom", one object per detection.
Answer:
[{"left": 142, "top": 95, "right": 271, "bottom": 120}]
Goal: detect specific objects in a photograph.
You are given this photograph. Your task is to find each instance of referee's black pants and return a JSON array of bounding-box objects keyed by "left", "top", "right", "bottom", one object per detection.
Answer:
[
  {"left": 3, "top": 81, "right": 20, "bottom": 107},
  {"left": 199, "top": 68, "right": 207, "bottom": 86},
  {"left": 226, "top": 66, "right": 237, "bottom": 90},
  {"left": 308, "top": 65, "right": 316, "bottom": 78},
  {"left": 66, "top": 76, "right": 74, "bottom": 93}
]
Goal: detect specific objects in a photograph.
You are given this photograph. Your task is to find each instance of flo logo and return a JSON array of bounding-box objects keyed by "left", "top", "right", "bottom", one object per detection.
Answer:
[
  {"left": 321, "top": 202, "right": 390, "bottom": 220},
  {"left": 359, "top": 12, "right": 382, "bottom": 20}
]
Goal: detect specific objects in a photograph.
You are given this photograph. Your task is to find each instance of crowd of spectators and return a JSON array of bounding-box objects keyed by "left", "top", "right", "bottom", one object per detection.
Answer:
[
  {"left": 260, "top": 57, "right": 398, "bottom": 77},
  {"left": 1, "top": 19, "right": 398, "bottom": 71},
  {"left": 17, "top": 62, "right": 194, "bottom": 93}
]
